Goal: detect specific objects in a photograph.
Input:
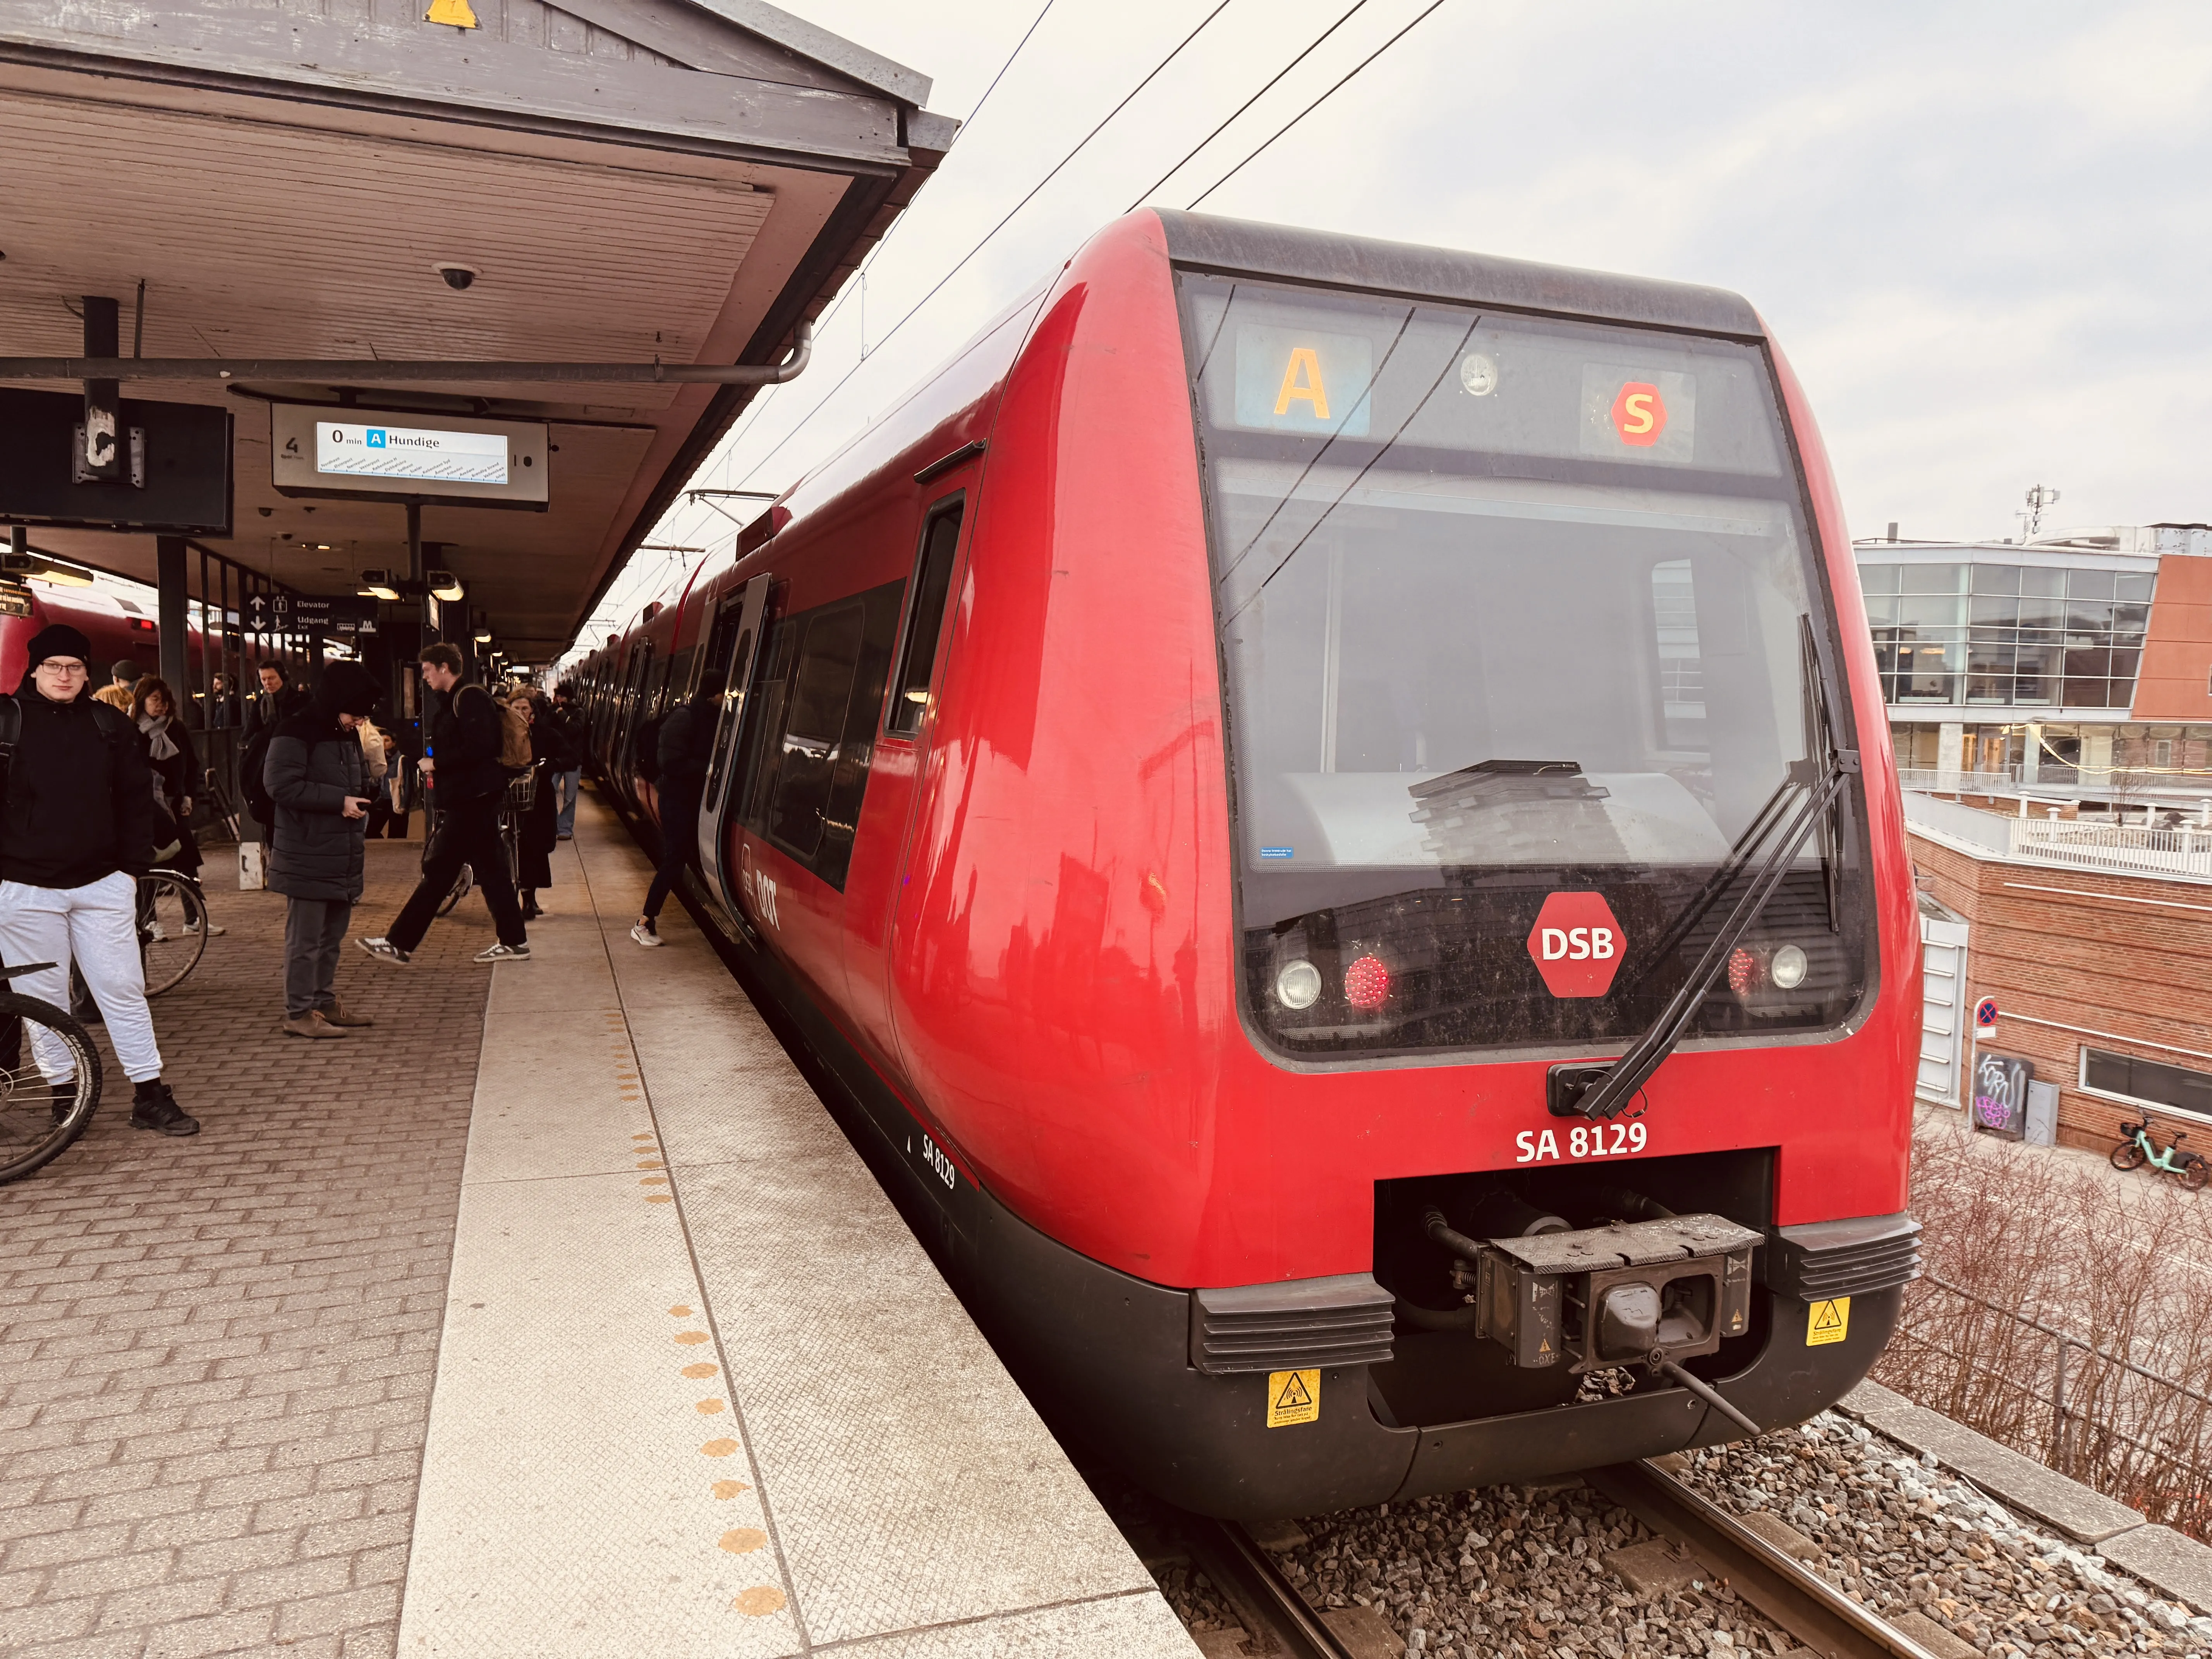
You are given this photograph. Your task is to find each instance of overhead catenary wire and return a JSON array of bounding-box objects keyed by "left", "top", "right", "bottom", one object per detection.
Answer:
[
  {"left": 1124, "top": 0, "right": 1376, "bottom": 211},
  {"left": 693, "top": 0, "right": 1063, "bottom": 495},
  {"left": 1185, "top": 0, "right": 1451, "bottom": 210},
  {"left": 725, "top": 0, "right": 1240, "bottom": 491}
]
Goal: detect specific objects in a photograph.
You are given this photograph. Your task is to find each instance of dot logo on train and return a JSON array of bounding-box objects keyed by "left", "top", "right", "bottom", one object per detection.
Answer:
[
  {"left": 1611, "top": 380, "right": 1668, "bottom": 446},
  {"left": 1525, "top": 891, "right": 1627, "bottom": 997}
]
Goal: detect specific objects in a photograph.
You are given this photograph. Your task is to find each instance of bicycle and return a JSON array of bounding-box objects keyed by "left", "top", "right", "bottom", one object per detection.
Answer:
[
  {"left": 137, "top": 869, "right": 213, "bottom": 997},
  {"left": 2110, "top": 1110, "right": 2210, "bottom": 1190},
  {"left": 0, "top": 965, "right": 105, "bottom": 1185}
]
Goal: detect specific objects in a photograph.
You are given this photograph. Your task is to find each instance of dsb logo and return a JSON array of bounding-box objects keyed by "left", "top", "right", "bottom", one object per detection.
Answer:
[{"left": 1526, "top": 892, "right": 1627, "bottom": 998}]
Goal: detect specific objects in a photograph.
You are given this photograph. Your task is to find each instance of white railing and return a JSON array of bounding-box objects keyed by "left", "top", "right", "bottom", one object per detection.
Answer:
[
  {"left": 2009, "top": 817, "right": 2212, "bottom": 878},
  {"left": 1897, "top": 768, "right": 2019, "bottom": 793}
]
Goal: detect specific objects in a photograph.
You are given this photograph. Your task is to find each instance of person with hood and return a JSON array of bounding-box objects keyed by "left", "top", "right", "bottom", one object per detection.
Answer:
[
  {"left": 629, "top": 686, "right": 718, "bottom": 948},
  {"left": 266, "top": 663, "right": 381, "bottom": 1037},
  {"left": 0, "top": 623, "right": 198, "bottom": 1135}
]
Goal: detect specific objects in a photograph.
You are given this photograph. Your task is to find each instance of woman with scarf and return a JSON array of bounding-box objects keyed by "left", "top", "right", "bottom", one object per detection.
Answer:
[{"left": 131, "top": 677, "right": 203, "bottom": 879}]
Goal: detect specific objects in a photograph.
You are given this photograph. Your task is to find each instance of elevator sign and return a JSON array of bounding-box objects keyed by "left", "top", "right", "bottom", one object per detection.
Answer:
[{"left": 1527, "top": 891, "right": 1626, "bottom": 998}]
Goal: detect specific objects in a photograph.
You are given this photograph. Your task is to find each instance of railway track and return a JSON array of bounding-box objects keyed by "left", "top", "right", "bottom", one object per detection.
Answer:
[{"left": 1173, "top": 1459, "right": 1950, "bottom": 1659}]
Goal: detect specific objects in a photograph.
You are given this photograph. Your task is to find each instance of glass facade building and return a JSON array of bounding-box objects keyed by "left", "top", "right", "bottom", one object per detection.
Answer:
[{"left": 1858, "top": 559, "right": 2155, "bottom": 711}]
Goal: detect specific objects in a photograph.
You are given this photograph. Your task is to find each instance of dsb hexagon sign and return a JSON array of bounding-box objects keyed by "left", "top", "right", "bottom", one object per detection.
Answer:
[
  {"left": 1526, "top": 892, "right": 1626, "bottom": 998},
  {"left": 1610, "top": 381, "right": 1667, "bottom": 447}
]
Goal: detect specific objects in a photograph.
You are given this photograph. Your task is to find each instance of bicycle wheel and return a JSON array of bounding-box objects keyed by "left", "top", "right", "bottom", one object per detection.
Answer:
[
  {"left": 2111, "top": 1141, "right": 2149, "bottom": 1171},
  {"left": 138, "top": 871, "right": 211, "bottom": 997},
  {"left": 438, "top": 864, "right": 473, "bottom": 918},
  {"left": 2182, "top": 1155, "right": 2210, "bottom": 1193},
  {"left": 0, "top": 990, "right": 104, "bottom": 1185}
]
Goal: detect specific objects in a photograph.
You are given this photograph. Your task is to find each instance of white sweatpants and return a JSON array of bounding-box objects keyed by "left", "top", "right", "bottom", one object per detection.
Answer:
[{"left": 0, "top": 872, "right": 164, "bottom": 1083}]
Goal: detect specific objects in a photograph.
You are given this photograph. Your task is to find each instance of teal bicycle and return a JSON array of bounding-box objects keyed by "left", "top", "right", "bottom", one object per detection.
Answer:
[{"left": 2111, "top": 1111, "right": 2210, "bottom": 1190}]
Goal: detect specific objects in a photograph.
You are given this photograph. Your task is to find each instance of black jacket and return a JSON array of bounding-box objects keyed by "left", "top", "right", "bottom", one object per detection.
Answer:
[
  {"left": 0, "top": 683, "right": 155, "bottom": 888},
  {"left": 541, "top": 702, "right": 586, "bottom": 770},
  {"left": 243, "top": 684, "right": 309, "bottom": 741},
  {"left": 266, "top": 707, "right": 368, "bottom": 902},
  {"left": 428, "top": 683, "right": 505, "bottom": 805},
  {"left": 656, "top": 696, "right": 719, "bottom": 793}
]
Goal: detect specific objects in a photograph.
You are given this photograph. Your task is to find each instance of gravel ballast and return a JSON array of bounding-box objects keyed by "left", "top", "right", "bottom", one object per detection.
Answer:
[{"left": 1150, "top": 1412, "right": 2212, "bottom": 1658}]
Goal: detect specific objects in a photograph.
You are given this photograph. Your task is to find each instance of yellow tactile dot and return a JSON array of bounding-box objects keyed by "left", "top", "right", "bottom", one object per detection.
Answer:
[
  {"left": 645, "top": 1194, "right": 675, "bottom": 1204},
  {"left": 701, "top": 1439, "right": 738, "bottom": 1457},
  {"left": 670, "top": 1306, "right": 693, "bottom": 1317},
  {"left": 632, "top": 1131, "right": 654, "bottom": 1139},
  {"left": 675, "top": 1332, "right": 709, "bottom": 1346},
  {"left": 696, "top": 1399, "right": 725, "bottom": 1415},
  {"left": 713, "top": 1480, "right": 750, "bottom": 1499},
  {"left": 637, "top": 1160, "right": 664, "bottom": 1170},
  {"left": 640, "top": 1176, "right": 668, "bottom": 1186},
  {"left": 682, "top": 1362, "right": 718, "bottom": 1379},
  {"left": 720, "top": 1528, "right": 767, "bottom": 1554},
  {"left": 733, "top": 1586, "right": 785, "bottom": 1615}
]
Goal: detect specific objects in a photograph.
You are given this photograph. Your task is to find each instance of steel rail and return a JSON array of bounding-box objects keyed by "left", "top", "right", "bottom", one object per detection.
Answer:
[
  {"left": 1178, "top": 1515, "right": 1356, "bottom": 1659},
  {"left": 1588, "top": 1460, "right": 1945, "bottom": 1659}
]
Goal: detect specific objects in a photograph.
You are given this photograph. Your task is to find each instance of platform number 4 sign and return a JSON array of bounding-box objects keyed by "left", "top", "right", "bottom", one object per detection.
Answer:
[
  {"left": 1266, "top": 1369, "right": 1319, "bottom": 1428},
  {"left": 1806, "top": 1297, "right": 1850, "bottom": 1347}
]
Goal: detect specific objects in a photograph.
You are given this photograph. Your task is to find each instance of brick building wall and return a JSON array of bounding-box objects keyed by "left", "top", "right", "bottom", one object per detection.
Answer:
[{"left": 1908, "top": 827, "right": 2212, "bottom": 1153}]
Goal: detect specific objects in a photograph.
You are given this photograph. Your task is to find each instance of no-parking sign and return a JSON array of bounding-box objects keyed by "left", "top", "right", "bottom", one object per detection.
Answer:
[{"left": 1974, "top": 996, "right": 1999, "bottom": 1030}]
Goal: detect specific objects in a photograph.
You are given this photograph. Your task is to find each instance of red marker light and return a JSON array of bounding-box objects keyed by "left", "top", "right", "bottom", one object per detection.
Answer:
[
  {"left": 1344, "top": 954, "right": 1391, "bottom": 1010},
  {"left": 1728, "top": 947, "right": 1761, "bottom": 995}
]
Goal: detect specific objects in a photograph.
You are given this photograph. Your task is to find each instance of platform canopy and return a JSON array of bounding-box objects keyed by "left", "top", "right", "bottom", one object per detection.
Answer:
[{"left": 0, "top": 0, "right": 953, "bottom": 661}]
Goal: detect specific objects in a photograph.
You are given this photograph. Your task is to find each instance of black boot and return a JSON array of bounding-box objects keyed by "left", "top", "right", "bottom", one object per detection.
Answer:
[{"left": 130, "top": 1080, "right": 200, "bottom": 1137}]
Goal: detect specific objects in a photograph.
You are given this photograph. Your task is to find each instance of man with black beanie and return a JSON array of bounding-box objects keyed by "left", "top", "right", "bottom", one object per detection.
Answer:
[
  {"left": 268, "top": 663, "right": 380, "bottom": 1037},
  {"left": 0, "top": 623, "right": 198, "bottom": 1135}
]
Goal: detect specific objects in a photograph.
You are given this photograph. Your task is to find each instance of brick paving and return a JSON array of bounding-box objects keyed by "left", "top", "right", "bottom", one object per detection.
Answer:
[{"left": 0, "top": 834, "right": 508, "bottom": 1658}]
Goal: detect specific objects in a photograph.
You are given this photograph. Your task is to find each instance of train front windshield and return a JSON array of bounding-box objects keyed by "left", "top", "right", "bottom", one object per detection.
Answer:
[{"left": 1176, "top": 274, "right": 1869, "bottom": 1060}]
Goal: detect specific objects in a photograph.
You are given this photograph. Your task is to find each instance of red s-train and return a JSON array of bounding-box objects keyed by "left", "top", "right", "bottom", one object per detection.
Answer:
[
  {"left": 0, "top": 584, "right": 180, "bottom": 694},
  {"left": 579, "top": 211, "right": 1921, "bottom": 1519}
]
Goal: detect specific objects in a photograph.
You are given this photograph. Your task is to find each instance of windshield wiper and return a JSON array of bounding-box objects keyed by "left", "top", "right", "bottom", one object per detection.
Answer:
[{"left": 1549, "top": 747, "right": 1858, "bottom": 1121}]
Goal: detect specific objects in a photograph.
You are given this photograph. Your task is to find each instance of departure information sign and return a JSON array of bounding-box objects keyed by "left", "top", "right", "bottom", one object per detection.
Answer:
[
  {"left": 316, "top": 421, "right": 508, "bottom": 485},
  {"left": 269, "top": 403, "right": 549, "bottom": 507}
]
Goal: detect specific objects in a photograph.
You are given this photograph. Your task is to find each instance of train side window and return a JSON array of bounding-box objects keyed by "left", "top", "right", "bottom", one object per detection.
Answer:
[
  {"left": 766, "top": 601, "right": 866, "bottom": 862},
  {"left": 736, "top": 580, "right": 905, "bottom": 890},
  {"left": 886, "top": 501, "right": 964, "bottom": 735}
]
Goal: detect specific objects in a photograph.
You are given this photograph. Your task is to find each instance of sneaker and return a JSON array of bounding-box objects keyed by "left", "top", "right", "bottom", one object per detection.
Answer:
[
  {"left": 357, "top": 937, "right": 411, "bottom": 964},
  {"left": 317, "top": 995, "right": 374, "bottom": 1028},
  {"left": 474, "top": 942, "right": 531, "bottom": 963},
  {"left": 630, "top": 919, "right": 665, "bottom": 948},
  {"left": 185, "top": 919, "right": 227, "bottom": 937},
  {"left": 557, "top": 832, "right": 574, "bottom": 841},
  {"left": 282, "top": 1010, "right": 347, "bottom": 1039},
  {"left": 129, "top": 1085, "right": 199, "bottom": 1137}
]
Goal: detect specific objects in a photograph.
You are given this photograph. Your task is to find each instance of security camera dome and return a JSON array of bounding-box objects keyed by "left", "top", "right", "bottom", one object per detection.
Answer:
[{"left": 433, "top": 263, "right": 480, "bottom": 292}]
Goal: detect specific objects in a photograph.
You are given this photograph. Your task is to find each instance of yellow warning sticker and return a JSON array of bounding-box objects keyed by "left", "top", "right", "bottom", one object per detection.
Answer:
[
  {"left": 1266, "top": 1368, "right": 1320, "bottom": 1428},
  {"left": 1807, "top": 1297, "right": 1851, "bottom": 1346}
]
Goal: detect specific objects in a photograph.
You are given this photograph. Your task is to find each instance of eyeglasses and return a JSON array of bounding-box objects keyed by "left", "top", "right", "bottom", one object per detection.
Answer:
[{"left": 38, "top": 661, "right": 88, "bottom": 676}]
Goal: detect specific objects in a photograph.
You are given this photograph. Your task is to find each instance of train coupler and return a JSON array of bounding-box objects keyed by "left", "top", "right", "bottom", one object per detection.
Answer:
[{"left": 1465, "top": 1214, "right": 1761, "bottom": 1372}]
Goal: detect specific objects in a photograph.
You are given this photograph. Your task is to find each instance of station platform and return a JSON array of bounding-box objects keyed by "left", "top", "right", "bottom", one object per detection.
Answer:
[{"left": 0, "top": 789, "right": 1195, "bottom": 1659}]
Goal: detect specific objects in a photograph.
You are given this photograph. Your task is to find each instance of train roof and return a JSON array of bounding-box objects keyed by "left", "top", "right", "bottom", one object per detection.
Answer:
[{"left": 1153, "top": 210, "right": 1764, "bottom": 342}]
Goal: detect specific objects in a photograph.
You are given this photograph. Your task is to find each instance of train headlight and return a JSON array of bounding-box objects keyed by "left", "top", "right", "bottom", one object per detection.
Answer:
[
  {"left": 1275, "top": 959, "right": 1322, "bottom": 1010},
  {"left": 1769, "top": 944, "right": 1809, "bottom": 991}
]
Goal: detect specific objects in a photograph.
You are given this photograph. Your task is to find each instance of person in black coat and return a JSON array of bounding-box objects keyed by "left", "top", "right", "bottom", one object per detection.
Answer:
[
  {"left": 131, "top": 676, "right": 203, "bottom": 878},
  {"left": 0, "top": 622, "right": 196, "bottom": 1134},
  {"left": 359, "top": 643, "right": 528, "bottom": 964},
  {"left": 268, "top": 663, "right": 378, "bottom": 1038},
  {"left": 516, "top": 694, "right": 560, "bottom": 919},
  {"left": 629, "top": 688, "right": 718, "bottom": 948}
]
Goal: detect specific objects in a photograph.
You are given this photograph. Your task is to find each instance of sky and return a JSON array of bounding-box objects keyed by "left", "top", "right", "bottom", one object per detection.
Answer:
[{"left": 583, "top": 0, "right": 2212, "bottom": 644}]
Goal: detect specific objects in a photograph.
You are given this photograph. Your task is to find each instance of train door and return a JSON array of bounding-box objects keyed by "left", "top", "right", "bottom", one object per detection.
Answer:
[
  {"left": 695, "top": 574, "right": 772, "bottom": 929},
  {"left": 844, "top": 491, "right": 970, "bottom": 1070},
  {"left": 611, "top": 641, "right": 653, "bottom": 799}
]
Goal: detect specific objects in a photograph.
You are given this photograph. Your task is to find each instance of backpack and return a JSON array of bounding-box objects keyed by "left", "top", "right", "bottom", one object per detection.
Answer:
[
  {"left": 239, "top": 724, "right": 276, "bottom": 827},
  {"left": 460, "top": 685, "right": 532, "bottom": 774},
  {"left": 632, "top": 712, "right": 666, "bottom": 784}
]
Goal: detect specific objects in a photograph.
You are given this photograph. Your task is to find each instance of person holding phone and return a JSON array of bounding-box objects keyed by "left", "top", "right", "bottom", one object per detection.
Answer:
[{"left": 267, "top": 662, "right": 381, "bottom": 1038}]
